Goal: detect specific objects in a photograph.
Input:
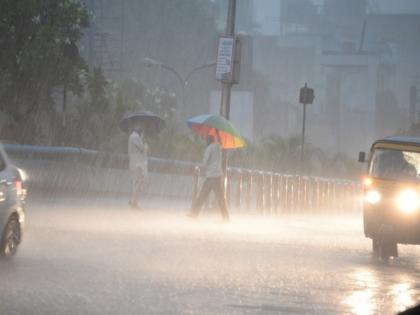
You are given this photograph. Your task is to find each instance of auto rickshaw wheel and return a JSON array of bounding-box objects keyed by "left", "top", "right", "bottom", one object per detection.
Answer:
[
  {"left": 378, "top": 225, "right": 398, "bottom": 260},
  {"left": 379, "top": 241, "right": 398, "bottom": 260},
  {"left": 372, "top": 238, "right": 380, "bottom": 256},
  {"left": 363, "top": 209, "right": 373, "bottom": 238}
]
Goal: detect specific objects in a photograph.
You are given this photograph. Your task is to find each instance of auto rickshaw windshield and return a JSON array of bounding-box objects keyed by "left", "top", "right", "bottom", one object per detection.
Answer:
[{"left": 369, "top": 149, "right": 420, "bottom": 182}]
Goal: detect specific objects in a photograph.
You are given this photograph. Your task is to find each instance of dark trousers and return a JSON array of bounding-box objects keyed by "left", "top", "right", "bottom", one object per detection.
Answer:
[{"left": 190, "top": 176, "right": 229, "bottom": 220}]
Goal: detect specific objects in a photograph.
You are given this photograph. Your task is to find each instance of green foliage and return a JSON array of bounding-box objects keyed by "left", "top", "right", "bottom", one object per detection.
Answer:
[
  {"left": 64, "top": 67, "right": 121, "bottom": 150},
  {"left": 0, "top": 0, "right": 89, "bottom": 141},
  {"left": 64, "top": 77, "right": 360, "bottom": 179},
  {"left": 62, "top": 77, "right": 185, "bottom": 154},
  {"left": 230, "top": 134, "right": 359, "bottom": 179},
  {"left": 151, "top": 128, "right": 203, "bottom": 161}
]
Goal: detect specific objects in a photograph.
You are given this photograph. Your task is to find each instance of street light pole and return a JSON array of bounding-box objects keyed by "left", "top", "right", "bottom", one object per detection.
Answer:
[
  {"left": 144, "top": 57, "right": 185, "bottom": 116},
  {"left": 143, "top": 58, "right": 215, "bottom": 118},
  {"left": 185, "top": 61, "right": 217, "bottom": 85}
]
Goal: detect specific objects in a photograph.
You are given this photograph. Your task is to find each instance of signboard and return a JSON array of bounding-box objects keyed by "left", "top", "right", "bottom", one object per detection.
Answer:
[
  {"left": 299, "top": 84, "right": 315, "bottom": 105},
  {"left": 216, "top": 37, "right": 235, "bottom": 82}
]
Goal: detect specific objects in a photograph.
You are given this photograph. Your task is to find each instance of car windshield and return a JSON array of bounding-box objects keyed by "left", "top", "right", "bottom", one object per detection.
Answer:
[{"left": 369, "top": 148, "right": 420, "bottom": 182}]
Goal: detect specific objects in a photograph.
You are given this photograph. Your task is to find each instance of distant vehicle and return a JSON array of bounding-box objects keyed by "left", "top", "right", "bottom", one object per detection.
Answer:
[
  {"left": 0, "top": 145, "right": 26, "bottom": 257},
  {"left": 359, "top": 136, "right": 420, "bottom": 260}
]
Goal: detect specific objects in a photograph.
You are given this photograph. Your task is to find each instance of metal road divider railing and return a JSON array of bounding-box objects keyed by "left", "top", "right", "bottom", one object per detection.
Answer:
[
  {"left": 221, "top": 169, "right": 362, "bottom": 213},
  {"left": 3, "top": 144, "right": 363, "bottom": 213}
]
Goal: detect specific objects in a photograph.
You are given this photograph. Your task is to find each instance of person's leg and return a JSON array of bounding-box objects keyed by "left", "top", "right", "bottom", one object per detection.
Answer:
[
  {"left": 130, "top": 168, "right": 144, "bottom": 208},
  {"left": 189, "top": 178, "right": 212, "bottom": 217},
  {"left": 211, "top": 177, "right": 230, "bottom": 221},
  {"left": 129, "top": 171, "right": 137, "bottom": 205}
]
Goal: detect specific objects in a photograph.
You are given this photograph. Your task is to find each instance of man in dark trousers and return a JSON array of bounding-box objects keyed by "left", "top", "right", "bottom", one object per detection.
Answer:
[{"left": 188, "top": 135, "right": 230, "bottom": 222}]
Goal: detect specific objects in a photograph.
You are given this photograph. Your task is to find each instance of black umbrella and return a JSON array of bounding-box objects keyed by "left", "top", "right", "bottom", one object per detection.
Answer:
[{"left": 119, "top": 111, "right": 165, "bottom": 135}]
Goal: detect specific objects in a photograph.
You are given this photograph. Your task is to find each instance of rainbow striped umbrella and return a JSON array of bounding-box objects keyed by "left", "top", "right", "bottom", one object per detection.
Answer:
[{"left": 186, "top": 114, "right": 245, "bottom": 149}]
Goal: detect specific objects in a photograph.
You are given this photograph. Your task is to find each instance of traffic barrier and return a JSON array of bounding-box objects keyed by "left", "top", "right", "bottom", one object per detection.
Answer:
[{"left": 3, "top": 144, "right": 362, "bottom": 213}]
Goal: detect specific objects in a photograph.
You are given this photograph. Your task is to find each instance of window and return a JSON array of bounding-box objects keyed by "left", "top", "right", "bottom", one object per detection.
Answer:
[{"left": 369, "top": 149, "right": 420, "bottom": 182}]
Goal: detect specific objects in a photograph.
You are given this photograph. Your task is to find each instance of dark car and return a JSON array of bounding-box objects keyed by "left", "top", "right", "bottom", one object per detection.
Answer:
[{"left": 0, "top": 145, "right": 26, "bottom": 257}]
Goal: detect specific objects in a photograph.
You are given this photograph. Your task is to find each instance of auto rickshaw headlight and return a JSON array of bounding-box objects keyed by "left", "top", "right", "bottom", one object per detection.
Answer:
[
  {"left": 364, "top": 177, "right": 373, "bottom": 187},
  {"left": 396, "top": 189, "right": 420, "bottom": 214},
  {"left": 365, "top": 190, "right": 381, "bottom": 204}
]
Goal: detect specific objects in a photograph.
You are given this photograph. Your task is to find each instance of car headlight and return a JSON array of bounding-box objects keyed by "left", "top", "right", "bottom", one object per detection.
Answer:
[
  {"left": 365, "top": 190, "right": 381, "bottom": 204},
  {"left": 396, "top": 189, "right": 420, "bottom": 214}
]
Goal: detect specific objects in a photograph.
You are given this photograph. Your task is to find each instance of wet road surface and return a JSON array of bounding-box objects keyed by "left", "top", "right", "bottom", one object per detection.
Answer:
[{"left": 1, "top": 196, "right": 419, "bottom": 314}]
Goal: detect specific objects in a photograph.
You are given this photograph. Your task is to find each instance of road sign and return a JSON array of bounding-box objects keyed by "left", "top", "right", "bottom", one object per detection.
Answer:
[
  {"left": 216, "top": 37, "right": 235, "bottom": 82},
  {"left": 299, "top": 84, "right": 315, "bottom": 105}
]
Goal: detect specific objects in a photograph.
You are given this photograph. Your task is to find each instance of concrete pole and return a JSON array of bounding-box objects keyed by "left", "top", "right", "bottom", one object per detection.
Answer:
[
  {"left": 220, "top": 0, "right": 236, "bottom": 198},
  {"left": 220, "top": 0, "right": 236, "bottom": 120}
]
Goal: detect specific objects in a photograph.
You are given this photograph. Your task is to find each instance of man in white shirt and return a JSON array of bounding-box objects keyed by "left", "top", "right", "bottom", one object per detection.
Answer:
[
  {"left": 128, "top": 123, "right": 148, "bottom": 209},
  {"left": 188, "top": 135, "right": 229, "bottom": 221}
]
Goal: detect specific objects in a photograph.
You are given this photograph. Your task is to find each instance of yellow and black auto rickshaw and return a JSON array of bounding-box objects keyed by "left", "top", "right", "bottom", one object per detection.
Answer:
[{"left": 359, "top": 136, "right": 420, "bottom": 259}]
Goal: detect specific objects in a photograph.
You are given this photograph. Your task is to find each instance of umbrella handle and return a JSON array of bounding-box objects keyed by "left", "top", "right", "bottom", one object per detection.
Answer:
[{"left": 216, "top": 130, "right": 222, "bottom": 145}]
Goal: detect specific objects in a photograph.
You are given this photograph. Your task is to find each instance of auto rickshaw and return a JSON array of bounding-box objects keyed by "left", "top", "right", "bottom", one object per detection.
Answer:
[{"left": 359, "top": 136, "right": 420, "bottom": 259}]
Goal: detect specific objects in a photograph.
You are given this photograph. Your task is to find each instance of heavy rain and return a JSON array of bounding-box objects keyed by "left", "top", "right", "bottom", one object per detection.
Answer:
[{"left": 1, "top": 1, "right": 420, "bottom": 314}]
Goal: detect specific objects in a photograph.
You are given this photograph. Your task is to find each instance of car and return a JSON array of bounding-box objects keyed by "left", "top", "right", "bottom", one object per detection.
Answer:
[
  {"left": 0, "top": 145, "right": 26, "bottom": 257},
  {"left": 359, "top": 136, "right": 420, "bottom": 259}
]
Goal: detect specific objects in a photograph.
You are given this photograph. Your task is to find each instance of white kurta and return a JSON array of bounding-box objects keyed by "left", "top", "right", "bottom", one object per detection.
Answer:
[
  {"left": 202, "top": 142, "right": 223, "bottom": 178},
  {"left": 128, "top": 131, "right": 148, "bottom": 174}
]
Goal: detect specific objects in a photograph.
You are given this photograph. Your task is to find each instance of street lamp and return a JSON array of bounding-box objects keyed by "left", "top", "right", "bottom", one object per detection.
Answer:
[
  {"left": 185, "top": 61, "right": 217, "bottom": 85},
  {"left": 143, "top": 57, "right": 216, "bottom": 117}
]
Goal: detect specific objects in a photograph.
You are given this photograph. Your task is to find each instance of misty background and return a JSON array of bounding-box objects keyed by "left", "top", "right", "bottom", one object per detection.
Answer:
[
  {"left": 1, "top": 0, "right": 420, "bottom": 177},
  {"left": 77, "top": 0, "right": 420, "bottom": 158}
]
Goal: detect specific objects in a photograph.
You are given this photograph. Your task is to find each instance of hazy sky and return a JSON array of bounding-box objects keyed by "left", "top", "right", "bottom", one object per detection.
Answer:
[
  {"left": 253, "top": 0, "right": 420, "bottom": 35},
  {"left": 379, "top": 0, "right": 420, "bottom": 13}
]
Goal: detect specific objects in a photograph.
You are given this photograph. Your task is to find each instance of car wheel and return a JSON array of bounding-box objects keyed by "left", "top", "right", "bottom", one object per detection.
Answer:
[{"left": 0, "top": 216, "right": 20, "bottom": 257}]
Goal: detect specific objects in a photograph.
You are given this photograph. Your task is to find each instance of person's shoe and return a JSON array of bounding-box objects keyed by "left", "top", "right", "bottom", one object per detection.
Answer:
[{"left": 128, "top": 201, "right": 143, "bottom": 210}]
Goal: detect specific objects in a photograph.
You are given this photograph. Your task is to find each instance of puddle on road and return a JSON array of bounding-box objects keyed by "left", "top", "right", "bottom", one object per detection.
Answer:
[{"left": 343, "top": 263, "right": 420, "bottom": 315}]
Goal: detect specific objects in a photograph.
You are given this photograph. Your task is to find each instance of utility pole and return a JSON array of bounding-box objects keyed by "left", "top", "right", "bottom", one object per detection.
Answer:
[
  {"left": 300, "top": 101, "right": 307, "bottom": 163},
  {"left": 216, "top": 0, "right": 236, "bottom": 199},
  {"left": 219, "top": 0, "right": 237, "bottom": 200},
  {"left": 220, "top": 0, "right": 236, "bottom": 120}
]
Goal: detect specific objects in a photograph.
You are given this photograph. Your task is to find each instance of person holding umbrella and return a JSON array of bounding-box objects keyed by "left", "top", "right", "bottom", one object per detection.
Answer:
[
  {"left": 120, "top": 111, "right": 165, "bottom": 210},
  {"left": 186, "top": 114, "right": 245, "bottom": 222},
  {"left": 188, "top": 134, "right": 229, "bottom": 222},
  {"left": 128, "top": 123, "right": 148, "bottom": 210}
]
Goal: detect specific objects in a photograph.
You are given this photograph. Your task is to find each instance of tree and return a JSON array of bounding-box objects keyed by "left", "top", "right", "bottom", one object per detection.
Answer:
[
  {"left": 0, "top": 0, "right": 89, "bottom": 141},
  {"left": 65, "top": 67, "right": 113, "bottom": 149},
  {"left": 229, "top": 134, "right": 359, "bottom": 179}
]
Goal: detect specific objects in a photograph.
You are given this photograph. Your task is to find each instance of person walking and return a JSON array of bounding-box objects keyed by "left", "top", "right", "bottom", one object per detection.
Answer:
[
  {"left": 128, "top": 123, "right": 148, "bottom": 210},
  {"left": 188, "top": 135, "right": 230, "bottom": 222}
]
